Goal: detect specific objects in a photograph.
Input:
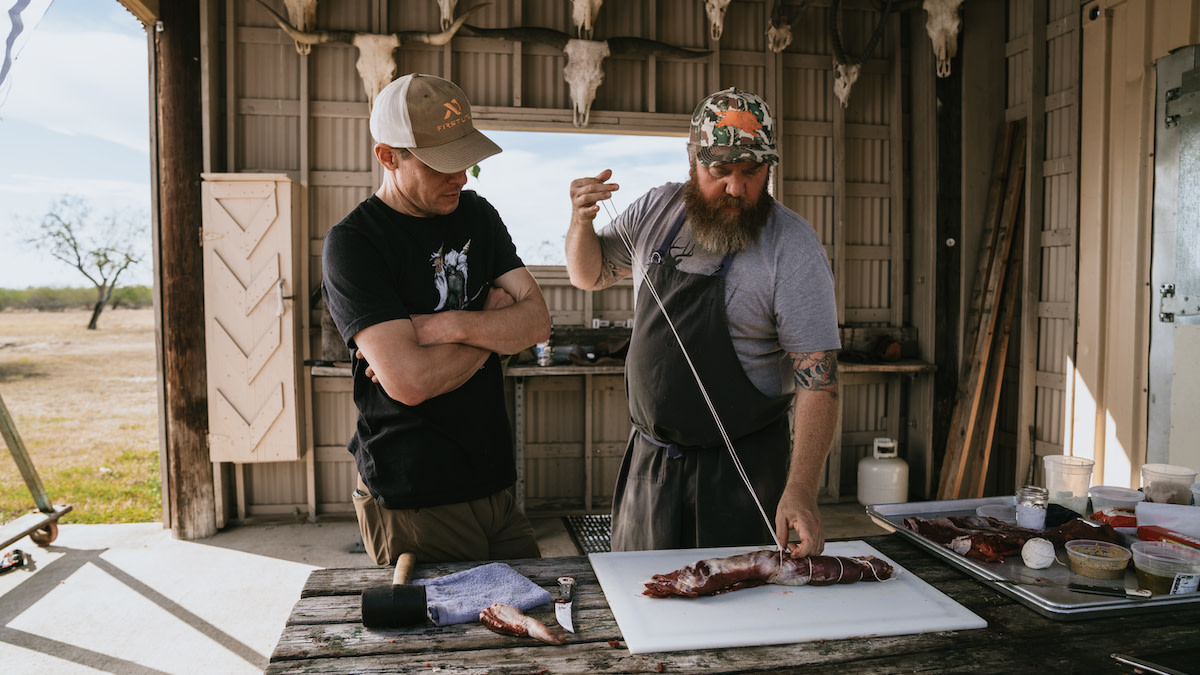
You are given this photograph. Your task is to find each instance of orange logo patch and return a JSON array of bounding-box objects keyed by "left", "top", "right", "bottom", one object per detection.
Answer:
[{"left": 714, "top": 109, "right": 762, "bottom": 134}]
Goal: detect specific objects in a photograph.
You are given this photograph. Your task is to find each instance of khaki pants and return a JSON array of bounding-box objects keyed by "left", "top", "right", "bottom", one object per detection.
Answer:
[{"left": 353, "top": 476, "right": 542, "bottom": 565}]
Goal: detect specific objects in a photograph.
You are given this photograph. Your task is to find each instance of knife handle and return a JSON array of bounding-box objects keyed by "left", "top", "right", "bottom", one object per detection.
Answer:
[{"left": 1068, "top": 583, "right": 1150, "bottom": 599}]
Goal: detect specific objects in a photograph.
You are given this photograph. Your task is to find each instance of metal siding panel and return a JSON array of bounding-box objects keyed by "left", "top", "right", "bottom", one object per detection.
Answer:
[
  {"left": 656, "top": 61, "right": 712, "bottom": 114},
  {"left": 246, "top": 461, "right": 308, "bottom": 508},
  {"left": 719, "top": 0, "right": 768, "bottom": 52},
  {"left": 310, "top": 45, "right": 367, "bottom": 103},
  {"left": 311, "top": 117, "right": 372, "bottom": 172},
  {"left": 781, "top": 66, "right": 833, "bottom": 122},
  {"left": 453, "top": 50, "right": 515, "bottom": 109},
  {"left": 240, "top": 116, "right": 300, "bottom": 171},
  {"left": 315, "top": 455, "right": 357, "bottom": 508},
  {"left": 599, "top": 58, "right": 648, "bottom": 114},
  {"left": 658, "top": 1, "right": 712, "bottom": 49}
]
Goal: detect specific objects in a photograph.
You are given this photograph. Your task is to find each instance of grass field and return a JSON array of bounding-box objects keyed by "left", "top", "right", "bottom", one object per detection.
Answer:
[{"left": 0, "top": 308, "right": 160, "bottom": 524}]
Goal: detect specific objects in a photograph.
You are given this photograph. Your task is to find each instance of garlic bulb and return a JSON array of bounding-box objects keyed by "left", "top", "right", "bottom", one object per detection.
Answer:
[{"left": 1021, "top": 537, "right": 1056, "bottom": 569}]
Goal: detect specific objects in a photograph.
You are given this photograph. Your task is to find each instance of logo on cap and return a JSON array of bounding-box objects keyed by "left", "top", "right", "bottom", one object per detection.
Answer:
[
  {"left": 443, "top": 100, "right": 463, "bottom": 119},
  {"left": 714, "top": 109, "right": 763, "bottom": 135}
]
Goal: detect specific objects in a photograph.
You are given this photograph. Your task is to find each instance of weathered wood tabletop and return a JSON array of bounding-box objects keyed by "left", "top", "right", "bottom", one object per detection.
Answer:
[{"left": 266, "top": 534, "right": 1200, "bottom": 674}]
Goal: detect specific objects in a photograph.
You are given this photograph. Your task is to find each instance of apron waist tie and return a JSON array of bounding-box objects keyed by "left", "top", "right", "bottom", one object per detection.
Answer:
[{"left": 638, "top": 431, "right": 684, "bottom": 459}]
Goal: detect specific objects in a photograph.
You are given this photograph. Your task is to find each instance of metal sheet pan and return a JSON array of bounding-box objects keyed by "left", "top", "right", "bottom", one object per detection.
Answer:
[{"left": 866, "top": 497, "right": 1200, "bottom": 620}]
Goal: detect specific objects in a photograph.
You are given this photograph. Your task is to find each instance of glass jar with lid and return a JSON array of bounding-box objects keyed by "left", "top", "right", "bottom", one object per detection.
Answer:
[{"left": 1016, "top": 485, "right": 1049, "bottom": 529}]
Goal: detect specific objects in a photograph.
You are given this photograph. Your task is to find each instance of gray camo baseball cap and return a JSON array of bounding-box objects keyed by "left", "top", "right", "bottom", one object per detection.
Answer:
[{"left": 688, "top": 87, "right": 778, "bottom": 166}]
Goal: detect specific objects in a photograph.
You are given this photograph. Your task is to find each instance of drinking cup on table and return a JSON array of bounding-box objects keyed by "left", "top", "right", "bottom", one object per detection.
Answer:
[{"left": 1043, "top": 455, "right": 1094, "bottom": 515}]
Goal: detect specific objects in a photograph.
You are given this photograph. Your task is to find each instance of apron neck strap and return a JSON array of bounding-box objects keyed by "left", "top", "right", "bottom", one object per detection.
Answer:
[{"left": 650, "top": 208, "right": 736, "bottom": 276}]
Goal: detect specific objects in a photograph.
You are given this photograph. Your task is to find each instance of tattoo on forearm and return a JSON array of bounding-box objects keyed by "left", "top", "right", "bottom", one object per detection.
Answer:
[
  {"left": 791, "top": 351, "right": 838, "bottom": 399},
  {"left": 593, "top": 257, "right": 629, "bottom": 289}
]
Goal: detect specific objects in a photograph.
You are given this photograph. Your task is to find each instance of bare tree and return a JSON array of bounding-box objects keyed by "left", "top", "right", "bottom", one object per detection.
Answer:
[{"left": 26, "top": 196, "right": 146, "bottom": 330}]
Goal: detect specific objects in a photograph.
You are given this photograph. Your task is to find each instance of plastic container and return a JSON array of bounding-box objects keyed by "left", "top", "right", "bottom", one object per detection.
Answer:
[
  {"left": 1141, "top": 463, "right": 1198, "bottom": 504},
  {"left": 976, "top": 504, "right": 1017, "bottom": 524},
  {"left": 1192, "top": 483, "right": 1200, "bottom": 506},
  {"left": 1043, "top": 455, "right": 1094, "bottom": 515},
  {"left": 1064, "top": 539, "right": 1131, "bottom": 580},
  {"left": 857, "top": 438, "right": 908, "bottom": 506},
  {"left": 1131, "top": 540, "right": 1200, "bottom": 595},
  {"left": 1088, "top": 485, "right": 1146, "bottom": 512}
]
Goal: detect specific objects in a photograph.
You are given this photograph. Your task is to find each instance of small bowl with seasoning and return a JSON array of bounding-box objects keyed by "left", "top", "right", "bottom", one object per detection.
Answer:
[
  {"left": 1131, "top": 540, "right": 1200, "bottom": 595},
  {"left": 1064, "top": 539, "right": 1132, "bottom": 580}
]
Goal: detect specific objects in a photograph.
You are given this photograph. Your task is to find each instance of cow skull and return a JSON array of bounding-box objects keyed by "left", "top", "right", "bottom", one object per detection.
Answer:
[
  {"left": 462, "top": 25, "right": 710, "bottom": 128},
  {"left": 705, "top": 0, "right": 734, "bottom": 41},
  {"left": 283, "top": 0, "right": 318, "bottom": 54},
  {"left": 436, "top": 0, "right": 458, "bottom": 31},
  {"left": 254, "top": 0, "right": 482, "bottom": 106},
  {"left": 924, "top": 0, "right": 962, "bottom": 78},
  {"left": 570, "top": 0, "right": 604, "bottom": 39}
]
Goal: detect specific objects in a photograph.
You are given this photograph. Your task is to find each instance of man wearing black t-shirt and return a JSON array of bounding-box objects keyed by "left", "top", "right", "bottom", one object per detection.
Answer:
[{"left": 322, "top": 74, "right": 551, "bottom": 565}]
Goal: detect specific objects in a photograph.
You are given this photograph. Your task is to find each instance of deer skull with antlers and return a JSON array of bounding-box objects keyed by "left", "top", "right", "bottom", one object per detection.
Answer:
[
  {"left": 462, "top": 24, "right": 710, "bottom": 128},
  {"left": 254, "top": 0, "right": 484, "bottom": 106}
]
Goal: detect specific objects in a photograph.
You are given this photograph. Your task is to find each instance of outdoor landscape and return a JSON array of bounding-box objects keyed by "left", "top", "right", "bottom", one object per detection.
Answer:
[{"left": 0, "top": 301, "right": 160, "bottom": 525}]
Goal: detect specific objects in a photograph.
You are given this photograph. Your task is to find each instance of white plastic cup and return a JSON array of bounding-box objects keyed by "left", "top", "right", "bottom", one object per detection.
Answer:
[
  {"left": 1141, "top": 463, "right": 1198, "bottom": 504},
  {"left": 1043, "top": 455, "right": 1094, "bottom": 514}
]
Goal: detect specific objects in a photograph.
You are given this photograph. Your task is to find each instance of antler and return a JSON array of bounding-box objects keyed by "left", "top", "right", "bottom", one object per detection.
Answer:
[
  {"left": 460, "top": 24, "right": 572, "bottom": 51},
  {"left": 606, "top": 37, "right": 711, "bottom": 59},
  {"left": 253, "top": 0, "right": 486, "bottom": 47}
]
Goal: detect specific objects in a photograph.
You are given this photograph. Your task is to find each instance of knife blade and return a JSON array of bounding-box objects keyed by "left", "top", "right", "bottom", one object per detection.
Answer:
[
  {"left": 555, "top": 576, "right": 575, "bottom": 633},
  {"left": 989, "top": 578, "right": 1151, "bottom": 599}
]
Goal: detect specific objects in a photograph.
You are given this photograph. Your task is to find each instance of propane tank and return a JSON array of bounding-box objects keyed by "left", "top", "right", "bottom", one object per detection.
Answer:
[{"left": 857, "top": 438, "right": 909, "bottom": 506}]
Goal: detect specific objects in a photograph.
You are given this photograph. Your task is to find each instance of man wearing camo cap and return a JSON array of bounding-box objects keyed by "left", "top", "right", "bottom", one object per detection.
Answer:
[{"left": 565, "top": 87, "right": 839, "bottom": 557}]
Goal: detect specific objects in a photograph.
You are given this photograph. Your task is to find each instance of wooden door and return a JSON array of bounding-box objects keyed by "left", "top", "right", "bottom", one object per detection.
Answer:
[{"left": 200, "top": 174, "right": 304, "bottom": 462}]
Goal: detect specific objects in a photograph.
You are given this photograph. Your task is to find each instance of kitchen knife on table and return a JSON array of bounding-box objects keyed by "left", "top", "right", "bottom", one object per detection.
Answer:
[
  {"left": 989, "top": 578, "right": 1151, "bottom": 599},
  {"left": 555, "top": 576, "right": 575, "bottom": 633}
]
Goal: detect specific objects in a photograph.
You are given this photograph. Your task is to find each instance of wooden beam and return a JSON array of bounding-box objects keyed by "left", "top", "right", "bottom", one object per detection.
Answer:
[{"left": 156, "top": 0, "right": 216, "bottom": 539}]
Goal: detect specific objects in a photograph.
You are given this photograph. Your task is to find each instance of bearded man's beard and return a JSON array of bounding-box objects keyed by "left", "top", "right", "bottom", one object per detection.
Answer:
[{"left": 683, "top": 168, "right": 774, "bottom": 255}]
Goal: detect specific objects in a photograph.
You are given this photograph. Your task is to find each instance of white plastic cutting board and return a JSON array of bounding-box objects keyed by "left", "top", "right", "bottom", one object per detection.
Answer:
[{"left": 589, "top": 540, "right": 986, "bottom": 654}]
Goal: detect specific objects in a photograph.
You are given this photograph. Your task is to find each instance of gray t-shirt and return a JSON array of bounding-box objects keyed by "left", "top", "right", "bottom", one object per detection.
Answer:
[{"left": 597, "top": 181, "right": 840, "bottom": 398}]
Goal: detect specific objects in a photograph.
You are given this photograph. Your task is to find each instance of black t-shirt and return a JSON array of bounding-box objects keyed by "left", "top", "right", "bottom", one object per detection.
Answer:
[{"left": 321, "top": 192, "right": 524, "bottom": 509}]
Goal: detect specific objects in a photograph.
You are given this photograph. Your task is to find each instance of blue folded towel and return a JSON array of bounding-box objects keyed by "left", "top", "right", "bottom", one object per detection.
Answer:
[{"left": 414, "top": 562, "right": 552, "bottom": 626}]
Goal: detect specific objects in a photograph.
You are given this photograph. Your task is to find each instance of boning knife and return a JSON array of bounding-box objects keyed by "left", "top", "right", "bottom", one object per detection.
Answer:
[{"left": 555, "top": 576, "right": 575, "bottom": 633}]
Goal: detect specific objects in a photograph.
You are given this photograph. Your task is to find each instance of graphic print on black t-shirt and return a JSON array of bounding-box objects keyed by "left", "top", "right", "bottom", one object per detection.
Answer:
[{"left": 431, "top": 239, "right": 483, "bottom": 311}]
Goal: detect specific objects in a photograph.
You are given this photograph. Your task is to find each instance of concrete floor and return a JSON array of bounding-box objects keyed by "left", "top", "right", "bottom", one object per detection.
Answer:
[{"left": 0, "top": 503, "right": 887, "bottom": 674}]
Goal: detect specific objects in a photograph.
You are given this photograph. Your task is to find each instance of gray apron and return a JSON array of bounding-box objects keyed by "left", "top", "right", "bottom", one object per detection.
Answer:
[{"left": 611, "top": 211, "right": 793, "bottom": 551}]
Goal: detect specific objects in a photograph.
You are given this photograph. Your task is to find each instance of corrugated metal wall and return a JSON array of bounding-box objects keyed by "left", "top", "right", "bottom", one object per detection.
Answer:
[
  {"left": 207, "top": 0, "right": 926, "bottom": 519},
  {"left": 1077, "top": 0, "right": 1200, "bottom": 486},
  {"left": 991, "top": 0, "right": 1081, "bottom": 492}
]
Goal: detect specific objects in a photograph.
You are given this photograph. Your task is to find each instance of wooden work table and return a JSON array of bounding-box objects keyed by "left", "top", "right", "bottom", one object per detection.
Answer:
[{"left": 266, "top": 533, "right": 1197, "bottom": 674}]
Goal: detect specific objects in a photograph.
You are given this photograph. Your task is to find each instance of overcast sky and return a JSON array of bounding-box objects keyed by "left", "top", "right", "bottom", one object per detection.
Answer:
[{"left": 0, "top": 0, "right": 689, "bottom": 289}]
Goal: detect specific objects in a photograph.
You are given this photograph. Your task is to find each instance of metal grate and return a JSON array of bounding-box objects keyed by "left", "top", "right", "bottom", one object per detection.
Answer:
[{"left": 562, "top": 514, "right": 612, "bottom": 554}]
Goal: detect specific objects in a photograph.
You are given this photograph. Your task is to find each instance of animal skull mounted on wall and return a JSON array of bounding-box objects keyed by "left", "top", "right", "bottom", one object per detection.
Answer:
[
  {"left": 254, "top": 0, "right": 482, "bottom": 107},
  {"left": 461, "top": 24, "right": 710, "bottom": 128},
  {"left": 436, "top": 0, "right": 459, "bottom": 31},
  {"left": 766, "top": 0, "right": 813, "bottom": 53},
  {"left": 570, "top": 0, "right": 604, "bottom": 39},
  {"left": 704, "top": 0, "right": 734, "bottom": 41},
  {"left": 923, "top": 0, "right": 962, "bottom": 78},
  {"left": 283, "top": 0, "right": 318, "bottom": 55}
]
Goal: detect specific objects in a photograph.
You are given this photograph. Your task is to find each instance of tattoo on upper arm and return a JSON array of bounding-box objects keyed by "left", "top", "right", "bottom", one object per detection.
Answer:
[
  {"left": 593, "top": 257, "right": 631, "bottom": 289},
  {"left": 791, "top": 351, "right": 838, "bottom": 399}
]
